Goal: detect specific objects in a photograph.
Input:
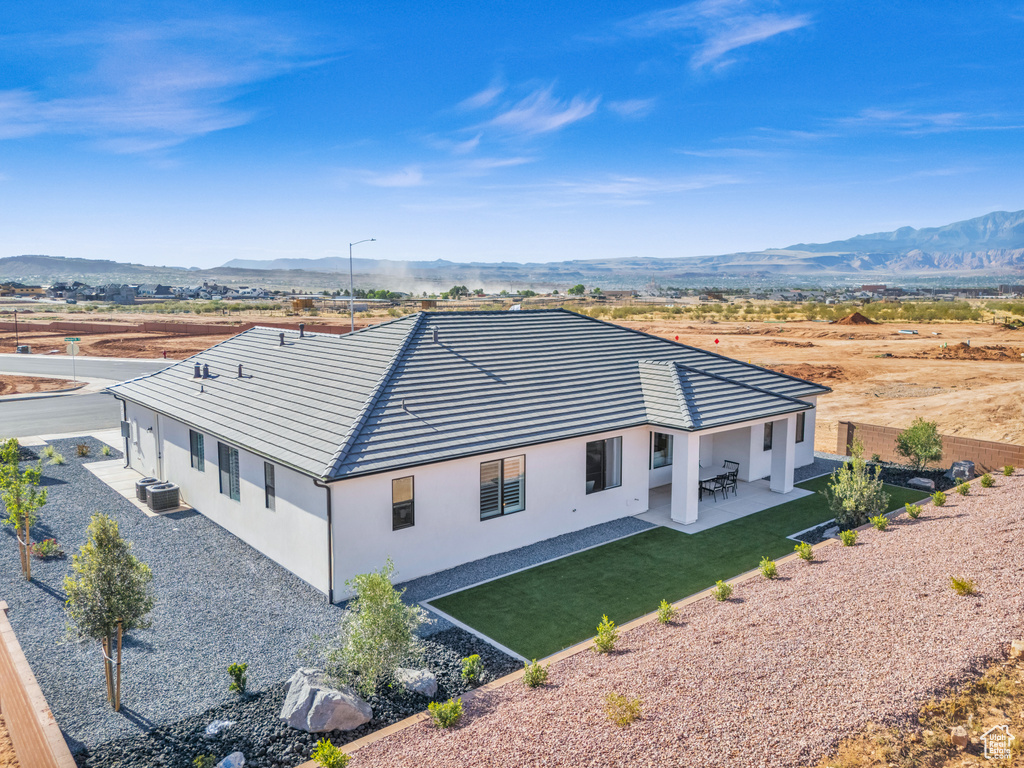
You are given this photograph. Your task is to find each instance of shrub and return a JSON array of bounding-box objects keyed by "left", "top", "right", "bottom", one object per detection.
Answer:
[
  {"left": 228, "top": 662, "right": 248, "bottom": 694},
  {"left": 905, "top": 502, "right": 921, "bottom": 519},
  {"left": 980, "top": 473, "right": 994, "bottom": 488},
  {"left": 825, "top": 441, "right": 890, "bottom": 529},
  {"left": 656, "top": 599, "right": 677, "bottom": 624},
  {"left": 41, "top": 445, "right": 55, "bottom": 459},
  {"left": 955, "top": 482, "right": 970, "bottom": 496},
  {"left": 1003, "top": 465, "right": 1015, "bottom": 476},
  {"left": 759, "top": 556, "right": 777, "bottom": 580},
  {"left": 793, "top": 541, "right": 814, "bottom": 561},
  {"left": 101, "top": 445, "right": 112, "bottom": 456},
  {"left": 461, "top": 654, "right": 484, "bottom": 685},
  {"left": 192, "top": 756, "right": 216, "bottom": 768},
  {"left": 604, "top": 692, "right": 642, "bottom": 727},
  {"left": 76, "top": 443, "right": 90, "bottom": 457},
  {"left": 30, "top": 538, "right": 64, "bottom": 559},
  {"left": 932, "top": 490, "right": 947, "bottom": 506},
  {"left": 48, "top": 452, "right": 65, "bottom": 465},
  {"left": 593, "top": 614, "right": 618, "bottom": 653},
  {"left": 949, "top": 576, "right": 978, "bottom": 596},
  {"left": 869, "top": 515, "right": 889, "bottom": 531},
  {"left": 324, "top": 559, "right": 427, "bottom": 697},
  {"left": 838, "top": 529, "right": 857, "bottom": 546},
  {"left": 427, "top": 697, "right": 463, "bottom": 728},
  {"left": 870, "top": 453, "right": 882, "bottom": 464},
  {"left": 894, "top": 418, "right": 943, "bottom": 470},
  {"left": 712, "top": 580, "right": 733, "bottom": 601},
  {"left": 311, "top": 738, "right": 351, "bottom": 768},
  {"left": 522, "top": 659, "right": 550, "bottom": 688}
]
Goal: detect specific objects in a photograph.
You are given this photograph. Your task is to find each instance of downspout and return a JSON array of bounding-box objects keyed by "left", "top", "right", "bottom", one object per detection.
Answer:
[{"left": 313, "top": 478, "right": 334, "bottom": 603}]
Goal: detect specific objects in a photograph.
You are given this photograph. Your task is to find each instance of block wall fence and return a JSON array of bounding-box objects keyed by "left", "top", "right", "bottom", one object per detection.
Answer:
[
  {"left": 837, "top": 421, "right": 1024, "bottom": 474},
  {"left": 0, "top": 602, "right": 77, "bottom": 768}
]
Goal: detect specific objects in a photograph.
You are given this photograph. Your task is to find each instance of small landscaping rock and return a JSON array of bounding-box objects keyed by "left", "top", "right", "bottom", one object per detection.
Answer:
[
  {"left": 908, "top": 477, "right": 936, "bottom": 492},
  {"left": 279, "top": 669, "right": 372, "bottom": 733},
  {"left": 950, "top": 726, "right": 969, "bottom": 748},
  {"left": 395, "top": 667, "right": 438, "bottom": 698},
  {"left": 1010, "top": 639, "right": 1024, "bottom": 659}
]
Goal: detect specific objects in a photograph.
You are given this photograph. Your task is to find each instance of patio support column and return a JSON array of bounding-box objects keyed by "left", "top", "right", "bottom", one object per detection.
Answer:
[
  {"left": 769, "top": 415, "right": 796, "bottom": 494},
  {"left": 670, "top": 431, "right": 700, "bottom": 524}
]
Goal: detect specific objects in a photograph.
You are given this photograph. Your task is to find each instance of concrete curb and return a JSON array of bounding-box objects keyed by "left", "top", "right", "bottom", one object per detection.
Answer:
[{"left": 0, "top": 382, "right": 89, "bottom": 402}]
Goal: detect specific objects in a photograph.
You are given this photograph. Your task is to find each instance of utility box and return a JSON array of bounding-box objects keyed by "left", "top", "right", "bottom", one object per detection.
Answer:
[{"left": 15, "top": 344, "right": 30, "bottom": 354}]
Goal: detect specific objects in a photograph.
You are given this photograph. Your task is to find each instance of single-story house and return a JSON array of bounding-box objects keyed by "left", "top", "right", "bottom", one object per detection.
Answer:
[{"left": 107, "top": 310, "right": 829, "bottom": 601}]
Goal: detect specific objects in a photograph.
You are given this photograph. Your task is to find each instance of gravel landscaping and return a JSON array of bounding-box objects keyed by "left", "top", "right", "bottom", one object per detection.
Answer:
[
  {"left": 350, "top": 471, "right": 1024, "bottom": 768},
  {"left": 74, "top": 627, "right": 520, "bottom": 768},
  {"left": 0, "top": 437, "right": 343, "bottom": 753}
]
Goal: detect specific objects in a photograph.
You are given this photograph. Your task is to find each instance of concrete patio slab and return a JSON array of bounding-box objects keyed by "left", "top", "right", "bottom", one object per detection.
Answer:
[
  {"left": 636, "top": 480, "right": 814, "bottom": 533},
  {"left": 83, "top": 459, "right": 193, "bottom": 518}
]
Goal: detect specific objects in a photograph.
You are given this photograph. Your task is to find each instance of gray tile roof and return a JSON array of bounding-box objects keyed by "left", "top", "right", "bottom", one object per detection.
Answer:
[{"left": 108, "top": 309, "right": 828, "bottom": 480}]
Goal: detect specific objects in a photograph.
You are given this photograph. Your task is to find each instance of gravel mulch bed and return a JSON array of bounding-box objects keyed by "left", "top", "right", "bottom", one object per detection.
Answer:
[
  {"left": 396, "top": 516, "right": 654, "bottom": 634},
  {"left": 0, "top": 437, "right": 343, "bottom": 753},
  {"left": 73, "top": 627, "right": 520, "bottom": 768},
  {"left": 350, "top": 472, "right": 1024, "bottom": 768}
]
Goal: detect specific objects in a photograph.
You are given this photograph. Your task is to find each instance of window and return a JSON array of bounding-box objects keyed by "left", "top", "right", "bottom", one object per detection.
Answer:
[
  {"left": 586, "top": 437, "right": 622, "bottom": 494},
  {"left": 392, "top": 476, "right": 414, "bottom": 530},
  {"left": 264, "top": 462, "right": 276, "bottom": 510},
  {"left": 480, "top": 455, "right": 526, "bottom": 520},
  {"left": 763, "top": 422, "right": 774, "bottom": 451},
  {"left": 795, "top": 412, "right": 806, "bottom": 444},
  {"left": 651, "top": 432, "right": 673, "bottom": 469},
  {"left": 218, "top": 442, "right": 240, "bottom": 501},
  {"left": 189, "top": 430, "right": 205, "bottom": 471}
]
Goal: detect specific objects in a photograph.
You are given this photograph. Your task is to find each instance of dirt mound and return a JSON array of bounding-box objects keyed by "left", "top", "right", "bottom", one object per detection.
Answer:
[
  {"left": 933, "top": 343, "right": 1024, "bottom": 361},
  {"left": 769, "top": 340, "right": 816, "bottom": 348},
  {"left": 834, "top": 312, "right": 878, "bottom": 325},
  {"left": 0, "top": 375, "right": 77, "bottom": 396},
  {"left": 765, "top": 363, "right": 847, "bottom": 384}
]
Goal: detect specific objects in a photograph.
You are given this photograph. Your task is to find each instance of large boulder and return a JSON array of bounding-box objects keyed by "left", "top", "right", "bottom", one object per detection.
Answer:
[
  {"left": 216, "top": 753, "right": 245, "bottom": 768},
  {"left": 395, "top": 667, "right": 438, "bottom": 698},
  {"left": 279, "top": 669, "right": 372, "bottom": 733}
]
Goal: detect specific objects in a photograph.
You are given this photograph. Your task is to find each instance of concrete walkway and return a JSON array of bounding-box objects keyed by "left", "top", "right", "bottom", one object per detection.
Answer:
[
  {"left": 636, "top": 480, "right": 814, "bottom": 533},
  {"left": 83, "top": 459, "right": 193, "bottom": 518}
]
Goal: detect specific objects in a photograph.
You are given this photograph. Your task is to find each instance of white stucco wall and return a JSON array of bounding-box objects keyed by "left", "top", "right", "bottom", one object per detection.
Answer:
[
  {"left": 796, "top": 396, "right": 817, "bottom": 467},
  {"left": 123, "top": 403, "right": 330, "bottom": 594},
  {"left": 330, "top": 426, "right": 652, "bottom": 595}
]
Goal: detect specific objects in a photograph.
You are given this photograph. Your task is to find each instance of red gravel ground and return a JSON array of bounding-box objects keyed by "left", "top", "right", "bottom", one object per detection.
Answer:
[{"left": 352, "top": 474, "right": 1024, "bottom": 768}]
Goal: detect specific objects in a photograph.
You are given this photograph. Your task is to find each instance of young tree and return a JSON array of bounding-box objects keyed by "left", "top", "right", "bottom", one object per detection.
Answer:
[
  {"left": 326, "top": 559, "right": 426, "bottom": 697},
  {"left": 894, "top": 418, "right": 943, "bottom": 470},
  {"left": 567, "top": 284, "right": 585, "bottom": 296},
  {"left": 64, "top": 513, "right": 155, "bottom": 711},
  {"left": 826, "top": 441, "right": 890, "bottom": 529},
  {"left": 0, "top": 438, "right": 47, "bottom": 581}
]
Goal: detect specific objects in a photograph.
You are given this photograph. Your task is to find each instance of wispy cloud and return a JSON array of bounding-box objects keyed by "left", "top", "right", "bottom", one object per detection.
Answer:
[
  {"left": 0, "top": 16, "right": 331, "bottom": 154},
  {"left": 362, "top": 166, "right": 426, "bottom": 187},
  {"left": 833, "top": 108, "right": 1024, "bottom": 135},
  {"left": 486, "top": 86, "right": 600, "bottom": 135},
  {"left": 607, "top": 98, "right": 656, "bottom": 118},
  {"left": 546, "top": 172, "right": 741, "bottom": 203},
  {"left": 459, "top": 83, "right": 505, "bottom": 110},
  {"left": 620, "top": 0, "right": 812, "bottom": 69}
]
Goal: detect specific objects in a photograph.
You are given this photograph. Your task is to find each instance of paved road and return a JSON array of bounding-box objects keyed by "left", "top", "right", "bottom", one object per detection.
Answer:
[
  {"left": 0, "top": 354, "right": 168, "bottom": 381},
  {"left": 0, "top": 392, "right": 122, "bottom": 438}
]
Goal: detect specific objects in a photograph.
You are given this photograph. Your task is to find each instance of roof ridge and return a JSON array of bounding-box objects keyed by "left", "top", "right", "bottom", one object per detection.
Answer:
[
  {"left": 322, "top": 313, "right": 425, "bottom": 479},
  {"left": 674, "top": 362, "right": 812, "bottom": 408}
]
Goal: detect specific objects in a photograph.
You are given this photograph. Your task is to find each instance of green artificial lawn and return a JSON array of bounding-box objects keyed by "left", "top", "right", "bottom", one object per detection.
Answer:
[{"left": 429, "top": 477, "right": 928, "bottom": 660}]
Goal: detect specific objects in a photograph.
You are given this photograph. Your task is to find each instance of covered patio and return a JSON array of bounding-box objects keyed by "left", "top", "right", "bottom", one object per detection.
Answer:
[{"left": 638, "top": 478, "right": 815, "bottom": 533}]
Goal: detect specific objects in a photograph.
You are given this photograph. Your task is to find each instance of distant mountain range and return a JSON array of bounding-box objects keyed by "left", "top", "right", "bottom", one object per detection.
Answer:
[{"left": 3, "top": 210, "right": 1024, "bottom": 291}]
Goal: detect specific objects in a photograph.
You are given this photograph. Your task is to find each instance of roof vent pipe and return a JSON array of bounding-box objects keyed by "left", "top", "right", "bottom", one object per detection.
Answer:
[
  {"left": 238, "top": 364, "right": 243, "bottom": 378},
  {"left": 299, "top": 323, "right": 305, "bottom": 338},
  {"left": 193, "top": 363, "right": 201, "bottom": 378},
  {"left": 432, "top": 328, "right": 439, "bottom": 343},
  {"left": 279, "top": 332, "right": 285, "bottom": 346},
  {"left": 202, "top": 364, "right": 210, "bottom": 379}
]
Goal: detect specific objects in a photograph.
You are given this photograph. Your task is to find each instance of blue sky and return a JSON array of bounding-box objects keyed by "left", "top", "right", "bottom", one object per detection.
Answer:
[{"left": 1, "top": 1, "right": 1023, "bottom": 267}]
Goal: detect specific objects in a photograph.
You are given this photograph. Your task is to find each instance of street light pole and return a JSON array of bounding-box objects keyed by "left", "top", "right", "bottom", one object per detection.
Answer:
[{"left": 348, "top": 238, "right": 376, "bottom": 333}]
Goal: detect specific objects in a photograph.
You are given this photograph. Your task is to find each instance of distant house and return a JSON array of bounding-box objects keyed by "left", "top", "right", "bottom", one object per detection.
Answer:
[{"left": 108, "top": 310, "right": 828, "bottom": 600}]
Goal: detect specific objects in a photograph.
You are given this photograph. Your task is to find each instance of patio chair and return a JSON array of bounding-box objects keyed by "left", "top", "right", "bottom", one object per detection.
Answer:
[
  {"left": 719, "top": 470, "right": 738, "bottom": 498},
  {"left": 700, "top": 477, "right": 725, "bottom": 502}
]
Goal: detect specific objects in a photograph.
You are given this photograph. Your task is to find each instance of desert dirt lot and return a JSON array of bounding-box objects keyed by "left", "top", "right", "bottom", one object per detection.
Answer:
[
  {"left": 0, "top": 713, "right": 17, "bottom": 768},
  {"left": 0, "top": 374, "right": 78, "bottom": 396},
  {"left": 618, "top": 318, "right": 1024, "bottom": 452},
  {"left": 2, "top": 313, "right": 1021, "bottom": 451}
]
